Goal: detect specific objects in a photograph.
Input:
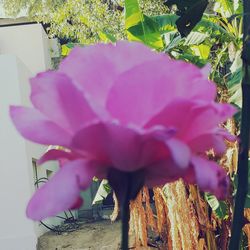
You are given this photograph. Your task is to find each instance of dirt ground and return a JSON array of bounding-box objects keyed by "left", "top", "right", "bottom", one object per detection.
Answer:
[{"left": 37, "top": 220, "right": 122, "bottom": 250}]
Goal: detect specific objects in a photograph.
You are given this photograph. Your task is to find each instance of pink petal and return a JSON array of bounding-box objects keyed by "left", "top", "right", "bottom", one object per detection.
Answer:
[
  {"left": 71, "top": 122, "right": 143, "bottom": 171},
  {"left": 72, "top": 122, "right": 179, "bottom": 172},
  {"left": 201, "top": 64, "right": 211, "bottom": 78},
  {"left": 70, "top": 197, "right": 83, "bottom": 210},
  {"left": 59, "top": 41, "right": 163, "bottom": 107},
  {"left": 145, "top": 99, "right": 195, "bottom": 138},
  {"left": 185, "top": 156, "right": 229, "bottom": 199},
  {"left": 106, "top": 60, "right": 216, "bottom": 126},
  {"left": 37, "top": 149, "right": 82, "bottom": 165},
  {"left": 184, "top": 103, "right": 237, "bottom": 141},
  {"left": 188, "top": 132, "right": 226, "bottom": 154},
  {"left": 217, "top": 128, "right": 237, "bottom": 142},
  {"left": 173, "top": 60, "right": 216, "bottom": 101},
  {"left": 30, "top": 71, "right": 97, "bottom": 133},
  {"left": 10, "top": 106, "right": 71, "bottom": 146},
  {"left": 26, "top": 159, "right": 96, "bottom": 220},
  {"left": 146, "top": 99, "right": 237, "bottom": 153},
  {"left": 144, "top": 158, "right": 186, "bottom": 187},
  {"left": 165, "top": 138, "right": 190, "bottom": 169}
]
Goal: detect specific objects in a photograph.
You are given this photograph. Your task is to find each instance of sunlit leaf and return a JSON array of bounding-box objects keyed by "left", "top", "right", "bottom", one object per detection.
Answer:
[
  {"left": 151, "top": 14, "right": 178, "bottom": 34},
  {"left": 125, "top": 0, "right": 164, "bottom": 49},
  {"left": 191, "top": 44, "right": 211, "bottom": 59},
  {"left": 230, "top": 50, "right": 243, "bottom": 73},
  {"left": 204, "top": 193, "right": 228, "bottom": 219},
  {"left": 183, "top": 32, "right": 209, "bottom": 46},
  {"left": 92, "top": 180, "right": 111, "bottom": 205},
  {"left": 98, "top": 31, "right": 116, "bottom": 43}
]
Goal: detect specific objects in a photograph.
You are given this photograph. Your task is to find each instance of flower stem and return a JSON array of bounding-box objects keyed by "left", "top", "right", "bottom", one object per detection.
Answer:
[
  {"left": 121, "top": 195, "right": 130, "bottom": 250},
  {"left": 229, "top": 1, "right": 250, "bottom": 249},
  {"left": 107, "top": 168, "right": 144, "bottom": 250}
]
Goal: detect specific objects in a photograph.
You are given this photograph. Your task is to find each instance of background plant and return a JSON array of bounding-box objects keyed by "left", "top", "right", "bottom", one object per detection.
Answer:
[{"left": 2, "top": 0, "right": 249, "bottom": 249}]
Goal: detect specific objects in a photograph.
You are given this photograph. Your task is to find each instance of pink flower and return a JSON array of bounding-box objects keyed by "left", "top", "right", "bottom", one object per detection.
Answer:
[{"left": 10, "top": 41, "right": 236, "bottom": 221}]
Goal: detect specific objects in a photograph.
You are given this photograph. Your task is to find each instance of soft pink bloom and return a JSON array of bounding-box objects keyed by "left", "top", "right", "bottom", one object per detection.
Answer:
[{"left": 10, "top": 41, "right": 236, "bottom": 220}]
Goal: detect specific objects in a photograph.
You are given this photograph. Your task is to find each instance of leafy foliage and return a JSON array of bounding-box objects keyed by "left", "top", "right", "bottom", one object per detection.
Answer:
[
  {"left": 92, "top": 180, "right": 111, "bottom": 205},
  {"left": 204, "top": 193, "right": 228, "bottom": 219},
  {"left": 2, "top": 0, "right": 64, "bottom": 17},
  {"left": 125, "top": 0, "right": 164, "bottom": 49},
  {"left": 2, "top": 0, "right": 125, "bottom": 44},
  {"left": 2, "top": 0, "right": 168, "bottom": 45},
  {"left": 41, "top": 0, "right": 125, "bottom": 45}
]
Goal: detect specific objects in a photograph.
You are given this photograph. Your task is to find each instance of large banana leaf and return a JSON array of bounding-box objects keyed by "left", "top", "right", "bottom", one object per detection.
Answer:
[
  {"left": 214, "top": 0, "right": 242, "bottom": 18},
  {"left": 214, "top": 0, "right": 234, "bottom": 17},
  {"left": 151, "top": 13, "right": 232, "bottom": 40},
  {"left": 125, "top": 0, "right": 233, "bottom": 50},
  {"left": 196, "top": 15, "right": 233, "bottom": 38},
  {"left": 150, "top": 14, "right": 178, "bottom": 34},
  {"left": 125, "top": 0, "right": 164, "bottom": 49},
  {"left": 184, "top": 32, "right": 209, "bottom": 46}
]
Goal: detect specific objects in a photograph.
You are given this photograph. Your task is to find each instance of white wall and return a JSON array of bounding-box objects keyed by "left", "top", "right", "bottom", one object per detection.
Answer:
[
  {"left": 0, "top": 23, "right": 58, "bottom": 250},
  {"left": 0, "top": 55, "right": 37, "bottom": 250},
  {"left": 0, "top": 23, "right": 51, "bottom": 74}
]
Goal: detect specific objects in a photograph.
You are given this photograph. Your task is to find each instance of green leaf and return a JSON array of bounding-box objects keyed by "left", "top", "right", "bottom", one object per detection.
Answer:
[
  {"left": 227, "top": 68, "right": 242, "bottom": 88},
  {"left": 183, "top": 31, "right": 209, "bottom": 46},
  {"left": 229, "top": 84, "right": 242, "bottom": 107},
  {"left": 214, "top": 0, "right": 243, "bottom": 22},
  {"left": 227, "top": 67, "right": 242, "bottom": 106},
  {"left": 233, "top": 0, "right": 243, "bottom": 14},
  {"left": 214, "top": 0, "right": 233, "bottom": 18},
  {"left": 125, "top": 0, "right": 141, "bottom": 27},
  {"left": 214, "top": 1, "right": 232, "bottom": 17},
  {"left": 230, "top": 50, "right": 243, "bottom": 73},
  {"left": 177, "top": 52, "right": 207, "bottom": 67},
  {"left": 125, "top": 0, "right": 164, "bottom": 49},
  {"left": 92, "top": 180, "right": 111, "bottom": 205},
  {"left": 151, "top": 14, "right": 178, "bottom": 34},
  {"left": 204, "top": 193, "right": 228, "bottom": 219},
  {"left": 98, "top": 31, "right": 116, "bottom": 43},
  {"left": 191, "top": 44, "right": 211, "bottom": 59},
  {"left": 196, "top": 15, "right": 233, "bottom": 38},
  {"left": 149, "top": 15, "right": 220, "bottom": 41},
  {"left": 61, "top": 43, "right": 83, "bottom": 56},
  {"left": 61, "top": 43, "right": 74, "bottom": 56}
]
